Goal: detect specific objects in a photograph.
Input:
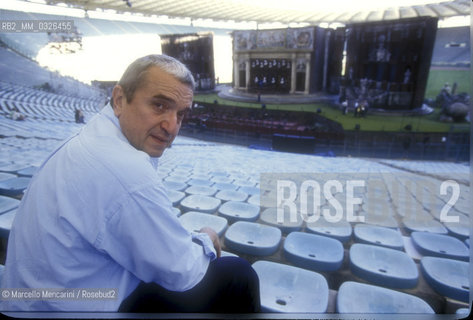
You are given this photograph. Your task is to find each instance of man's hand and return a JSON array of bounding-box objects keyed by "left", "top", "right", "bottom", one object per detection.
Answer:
[{"left": 199, "top": 227, "right": 221, "bottom": 258}]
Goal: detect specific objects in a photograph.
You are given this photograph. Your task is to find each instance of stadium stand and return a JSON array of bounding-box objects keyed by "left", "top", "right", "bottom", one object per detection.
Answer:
[
  {"left": 0, "top": 124, "right": 470, "bottom": 313},
  {"left": 431, "top": 26, "right": 470, "bottom": 67},
  {"left": 0, "top": 9, "right": 231, "bottom": 60},
  {"left": 0, "top": 81, "right": 103, "bottom": 122}
]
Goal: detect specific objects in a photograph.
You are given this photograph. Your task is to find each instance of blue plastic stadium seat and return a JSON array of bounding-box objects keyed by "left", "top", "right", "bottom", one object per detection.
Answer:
[
  {"left": 218, "top": 201, "right": 259, "bottom": 223},
  {"left": 178, "top": 211, "right": 228, "bottom": 237},
  {"left": 185, "top": 185, "right": 217, "bottom": 196},
  {"left": 212, "top": 182, "right": 238, "bottom": 191},
  {"left": 393, "top": 196, "right": 423, "bottom": 218},
  {"left": 464, "top": 238, "right": 469, "bottom": 248},
  {"left": 0, "top": 163, "right": 29, "bottom": 174},
  {"left": 170, "top": 168, "right": 191, "bottom": 176},
  {"left": 363, "top": 197, "right": 392, "bottom": 215},
  {"left": 402, "top": 217, "right": 448, "bottom": 234},
  {"left": 421, "top": 256, "right": 469, "bottom": 303},
  {"left": 0, "top": 209, "right": 16, "bottom": 238},
  {"left": 233, "top": 179, "right": 256, "bottom": 188},
  {"left": 224, "top": 221, "right": 281, "bottom": 256},
  {"left": 361, "top": 210, "right": 399, "bottom": 229},
  {"left": 229, "top": 172, "right": 248, "bottom": 181},
  {"left": 411, "top": 231, "right": 469, "bottom": 261},
  {"left": 0, "top": 177, "right": 31, "bottom": 197},
  {"left": 162, "top": 180, "right": 187, "bottom": 191},
  {"left": 215, "top": 189, "right": 248, "bottom": 202},
  {"left": 443, "top": 212, "right": 470, "bottom": 240},
  {"left": 209, "top": 171, "right": 228, "bottom": 178},
  {"left": 174, "top": 164, "right": 192, "bottom": 171},
  {"left": 336, "top": 281, "right": 434, "bottom": 314},
  {"left": 187, "top": 178, "right": 213, "bottom": 187},
  {"left": 0, "top": 195, "right": 20, "bottom": 214},
  {"left": 247, "top": 194, "right": 260, "bottom": 206},
  {"left": 453, "top": 198, "right": 470, "bottom": 217},
  {"left": 16, "top": 166, "right": 39, "bottom": 177},
  {"left": 284, "top": 232, "right": 344, "bottom": 272},
  {"left": 349, "top": 243, "right": 418, "bottom": 289},
  {"left": 164, "top": 175, "right": 189, "bottom": 184},
  {"left": 421, "top": 197, "right": 445, "bottom": 219},
  {"left": 259, "top": 207, "right": 303, "bottom": 234},
  {"left": 252, "top": 260, "right": 329, "bottom": 313},
  {"left": 306, "top": 217, "right": 352, "bottom": 243},
  {"left": 0, "top": 173, "right": 16, "bottom": 182},
  {"left": 180, "top": 195, "right": 221, "bottom": 213},
  {"left": 353, "top": 224, "right": 404, "bottom": 250},
  {"left": 238, "top": 186, "right": 259, "bottom": 196},
  {"left": 211, "top": 176, "right": 234, "bottom": 184},
  {"left": 166, "top": 190, "right": 185, "bottom": 205}
]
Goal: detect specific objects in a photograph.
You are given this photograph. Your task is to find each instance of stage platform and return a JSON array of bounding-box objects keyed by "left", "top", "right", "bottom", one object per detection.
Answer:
[
  {"left": 216, "top": 86, "right": 434, "bottom": 118},
  {"left": 217, "top": 85, "right": 339, "bottom": 105}
]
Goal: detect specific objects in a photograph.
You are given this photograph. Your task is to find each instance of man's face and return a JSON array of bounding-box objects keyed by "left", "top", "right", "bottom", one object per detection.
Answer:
[{"left": 112, "top": 66, "right": 193, "bottom": 157}]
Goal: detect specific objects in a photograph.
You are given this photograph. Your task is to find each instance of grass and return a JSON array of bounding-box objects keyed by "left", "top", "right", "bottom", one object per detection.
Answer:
[
  {"left": 194, "top": 69, "right": 471, "bottom": 133},
  {"left": 424, "top": 68, "right": 471, "bottom": 99}
]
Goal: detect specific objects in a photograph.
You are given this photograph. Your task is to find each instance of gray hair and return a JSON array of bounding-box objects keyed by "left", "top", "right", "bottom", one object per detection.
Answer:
[{"left": 115, "top": 54, "right": 195, "bottom": 105}]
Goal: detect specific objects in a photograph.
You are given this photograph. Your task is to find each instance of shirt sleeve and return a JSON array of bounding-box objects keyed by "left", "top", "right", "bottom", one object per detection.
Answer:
[
  {"left": 95, "top": 182, "right": 213, "bottom": 292},
  {"left": 191, "top": 232, "right": 217, "bottom": 261}
]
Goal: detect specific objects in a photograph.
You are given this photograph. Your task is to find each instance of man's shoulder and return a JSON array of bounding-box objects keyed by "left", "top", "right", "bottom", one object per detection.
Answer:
[
  {"left": 82, "top": 136, "right": 158, "bottom": 188},
  {"left": 69, "top": 116, "right": 159, "bottom": 190}
]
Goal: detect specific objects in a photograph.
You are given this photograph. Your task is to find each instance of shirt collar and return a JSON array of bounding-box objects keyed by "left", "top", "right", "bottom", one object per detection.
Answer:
[{"left": 101, "top": 103, "right": 160, "bottom": 169}]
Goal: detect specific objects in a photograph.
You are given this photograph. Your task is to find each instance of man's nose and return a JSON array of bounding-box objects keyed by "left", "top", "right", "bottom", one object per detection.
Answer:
[{"left": 160, "top": 111, "right": 179, "bottom": 134}]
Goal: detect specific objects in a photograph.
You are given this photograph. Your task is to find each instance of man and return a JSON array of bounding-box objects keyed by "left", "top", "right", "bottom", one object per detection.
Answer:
[{"left": 1, "top": 55, "right": 260, "bottom": 313}]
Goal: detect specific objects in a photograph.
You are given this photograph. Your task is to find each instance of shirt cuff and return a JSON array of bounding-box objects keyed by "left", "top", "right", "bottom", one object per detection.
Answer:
[{"left": 191, "top": 232, "right": 217, "bottom": 261}]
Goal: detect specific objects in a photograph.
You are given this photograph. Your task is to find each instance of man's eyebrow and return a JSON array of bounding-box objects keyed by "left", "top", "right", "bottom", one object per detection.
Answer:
[{"left": 150, "top": 94, "right": 175, "bottom": 103}]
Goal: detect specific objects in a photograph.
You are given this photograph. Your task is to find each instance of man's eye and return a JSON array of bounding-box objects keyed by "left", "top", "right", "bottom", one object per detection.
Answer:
[
  {"left": 177, "top": 110, "right": 189, "bottom": 120},
  {"left": 154, "top": 103, "right": 165, "bottom": 111}
]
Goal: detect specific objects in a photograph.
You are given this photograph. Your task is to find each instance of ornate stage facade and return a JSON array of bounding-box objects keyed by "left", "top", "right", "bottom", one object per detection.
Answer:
[{"left": 230, "top": 17, "right": 438, "bottom": 111}]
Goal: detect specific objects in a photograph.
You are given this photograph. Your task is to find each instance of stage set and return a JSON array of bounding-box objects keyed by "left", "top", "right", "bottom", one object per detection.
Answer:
[
  {"left": 161, "top": 17, "right": 438, "bottom": 110},
  {"left": 231, "top": 17, "right": 437, "bottom": 109},
  {"left": 161, "top": 32, "right": 216, "bottom": 91}
]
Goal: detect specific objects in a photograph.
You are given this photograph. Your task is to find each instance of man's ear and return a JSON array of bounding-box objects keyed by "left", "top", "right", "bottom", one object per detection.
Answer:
[{"left": 112, "top": 85, "right": 125, "bottom": 117}]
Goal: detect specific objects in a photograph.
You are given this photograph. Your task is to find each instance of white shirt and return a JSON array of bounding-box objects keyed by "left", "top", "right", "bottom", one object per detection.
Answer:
[{"left": 1, "top": 104, "right": 215, "bottom": 312}]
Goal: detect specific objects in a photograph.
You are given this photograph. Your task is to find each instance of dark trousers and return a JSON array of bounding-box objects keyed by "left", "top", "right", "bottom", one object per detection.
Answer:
[{"left": 119, "top": 256, "right": 261, "bottom": 313}]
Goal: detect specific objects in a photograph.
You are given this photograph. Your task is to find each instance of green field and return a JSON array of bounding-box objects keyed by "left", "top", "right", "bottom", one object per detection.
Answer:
[
  {"left": 424, "top": 68, "right": 471, "bottom": 99},
  {"left": 194, "top": 69, "right": 470, "bottom": 133}
]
